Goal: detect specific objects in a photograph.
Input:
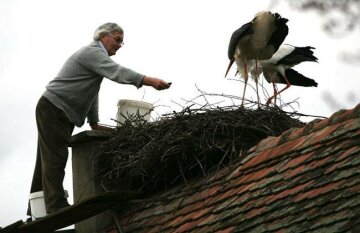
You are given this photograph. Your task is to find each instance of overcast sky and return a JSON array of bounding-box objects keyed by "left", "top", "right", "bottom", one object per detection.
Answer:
[{"left": 1, "top": 0, "right": 359, "bottom": 227}]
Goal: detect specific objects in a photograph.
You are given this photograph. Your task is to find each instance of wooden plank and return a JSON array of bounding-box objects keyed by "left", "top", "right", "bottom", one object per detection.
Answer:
[
  {"left": 10, "top": 192, "right": 139, "bottom": 233},
  {"left": 0, "top": 221, "right": 23, "bottom": 233}
]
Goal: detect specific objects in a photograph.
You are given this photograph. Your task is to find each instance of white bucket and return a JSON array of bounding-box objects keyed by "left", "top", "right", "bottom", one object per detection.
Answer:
[
  {"left": 29, "top": 190, "right": 69, "bottom": 220},
  {"left": 116, "top": 99, "right": 153, "bottom": 126},
  {"left": 29, "top": 191, "right": 47, "bottom": 220}
]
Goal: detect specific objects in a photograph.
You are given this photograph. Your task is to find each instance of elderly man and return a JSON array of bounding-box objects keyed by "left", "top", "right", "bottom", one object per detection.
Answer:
[{"left": 27, "top": 22, "right": 170, "bottom": 217}]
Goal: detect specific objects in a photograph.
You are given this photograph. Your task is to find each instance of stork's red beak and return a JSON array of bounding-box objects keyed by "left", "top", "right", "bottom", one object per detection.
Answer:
[{"left": 225, "top": 59, "right": 235, "bottom": 77}]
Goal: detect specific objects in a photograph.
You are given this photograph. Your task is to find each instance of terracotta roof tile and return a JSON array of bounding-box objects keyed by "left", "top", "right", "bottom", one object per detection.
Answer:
[{"left": 112, "top": 103, "right": 360, "bottom": 233}]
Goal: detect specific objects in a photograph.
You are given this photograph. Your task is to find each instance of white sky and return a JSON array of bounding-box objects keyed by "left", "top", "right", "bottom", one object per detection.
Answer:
[{"left": 1, "top": 0, "right": 359, "bottom": 227}]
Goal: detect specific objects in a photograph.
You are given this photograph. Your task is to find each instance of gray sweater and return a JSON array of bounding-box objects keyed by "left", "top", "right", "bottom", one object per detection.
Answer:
[{"left": 43, "top": 41, "right": 144, "bottom": 127}]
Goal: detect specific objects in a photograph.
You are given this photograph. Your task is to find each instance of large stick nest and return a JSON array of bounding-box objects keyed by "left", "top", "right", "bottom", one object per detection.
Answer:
[{"left": 96, "top": 106, "right": 304, "bottom": 195}]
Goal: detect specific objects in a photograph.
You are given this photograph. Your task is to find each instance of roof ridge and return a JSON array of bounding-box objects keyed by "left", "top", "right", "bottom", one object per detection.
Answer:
[
  {"left": 248, "top": 102, "right": 360, "bottom": 154},
  {"left": 239, "top": 125, "right": 360, "bottom": 174}
]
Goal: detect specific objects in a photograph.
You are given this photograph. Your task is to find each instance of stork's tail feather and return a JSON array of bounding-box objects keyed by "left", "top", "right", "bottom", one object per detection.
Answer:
[
  {"left": 277, "top": 45, "right": 318, "bottom": 65},
  {"left": 225, "top": 59, "right": 235, "bottom": 77},
  {"left": 295, "top": 46, "right": 318, "bottom": 63},
  {"left": 282, "top": 69, "right": 318, "bottom": 87}
]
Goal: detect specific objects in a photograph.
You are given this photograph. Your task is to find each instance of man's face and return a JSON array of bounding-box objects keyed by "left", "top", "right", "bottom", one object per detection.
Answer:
[{"left": 100, "top": 31, "right": 124, "bottom": 56}]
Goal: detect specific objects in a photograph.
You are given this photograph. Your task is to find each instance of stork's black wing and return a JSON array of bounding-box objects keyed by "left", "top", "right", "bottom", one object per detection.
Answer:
[
  {"left": 227, "top": 22, "right": 253, "bottom": 60},
  {"left": 281, "top": 69, "right": 318, "bottom": 87},
  {"left": 277, "top": 46, "right": 318, "bottom": 65},
  {"left": 267, "top": 13, "right": 289, "bottom": 53}
]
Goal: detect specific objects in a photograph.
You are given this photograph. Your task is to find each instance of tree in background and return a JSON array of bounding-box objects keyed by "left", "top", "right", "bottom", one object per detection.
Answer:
[{"left": 287, "top": 0, "right": 360, "bottom": 63}]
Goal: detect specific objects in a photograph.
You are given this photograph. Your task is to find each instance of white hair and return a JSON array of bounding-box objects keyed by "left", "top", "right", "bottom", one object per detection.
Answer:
[{"left": 93, "top": 23, "right": 123, "bottom": 41}]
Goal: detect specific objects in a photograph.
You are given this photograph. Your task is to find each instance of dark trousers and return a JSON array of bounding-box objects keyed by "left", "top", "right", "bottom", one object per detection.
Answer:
[{"left": 28, "top": 96, "right": 74, "bottom": 215}]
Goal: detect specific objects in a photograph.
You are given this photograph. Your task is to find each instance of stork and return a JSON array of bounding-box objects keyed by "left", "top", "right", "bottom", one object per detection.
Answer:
[
  {"left": 225, "top": 11, "right": 289, "bottom": 107},
  {"left": 259, "top": 44, "right": 318, "bottom": 106}
]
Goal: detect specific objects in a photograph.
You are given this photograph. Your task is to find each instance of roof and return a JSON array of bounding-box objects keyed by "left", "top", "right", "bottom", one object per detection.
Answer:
[{"left": 112, "top": 104, "right": 360, "bottom": 233}]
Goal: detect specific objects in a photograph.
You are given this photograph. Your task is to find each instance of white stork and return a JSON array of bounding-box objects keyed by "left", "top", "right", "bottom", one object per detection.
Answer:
[
  {"left": 225, "top": 11, "right": 289, "bottom": 107},
  {"left": 259, "top": 44, "right": 318, "bottom": 106}
]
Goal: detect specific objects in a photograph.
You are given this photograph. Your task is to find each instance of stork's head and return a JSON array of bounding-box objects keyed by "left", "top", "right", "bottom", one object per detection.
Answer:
[
  {"left": 254, "top": 10, "right": 271, "bottom": 19},
  {"left": 94, "top": 22, "right": 124, "bottom": 56}
]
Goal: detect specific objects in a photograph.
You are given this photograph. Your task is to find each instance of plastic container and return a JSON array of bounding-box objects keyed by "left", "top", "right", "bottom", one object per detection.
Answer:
[
  {"left": 28, "top": 190, "right": 69, "bottom": 220},
  {"left": 29, "top": 191, "right": 47, "bottom": 220},
  {"left": 116, "top": 99, "right": 153, "bottom": 126}
]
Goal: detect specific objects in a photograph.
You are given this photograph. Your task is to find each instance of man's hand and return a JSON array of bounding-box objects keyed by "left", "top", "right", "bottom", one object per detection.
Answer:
[
  {"left": 90, "top": 123, "right": 114, "bottom": 131},
  {"left": 143, "top": 76, "right": 171, "bottom": 90}
]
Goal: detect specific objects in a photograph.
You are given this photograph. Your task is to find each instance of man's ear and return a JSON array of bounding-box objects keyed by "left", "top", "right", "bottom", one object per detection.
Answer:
[{"left": 99, "top": 33, "right": 107, "bottom": 42}]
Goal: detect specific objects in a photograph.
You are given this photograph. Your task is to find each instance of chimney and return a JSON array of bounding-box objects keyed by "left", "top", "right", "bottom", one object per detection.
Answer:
[{"left": 69, "top": 130, "right": 113, "bottom": 233}]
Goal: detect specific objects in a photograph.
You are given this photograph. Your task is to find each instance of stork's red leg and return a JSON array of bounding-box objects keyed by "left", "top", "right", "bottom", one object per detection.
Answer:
[
  {"left": 241, "top": 63, "right": 248, "bottom": 108},
  {"left": 276, "top": 74, "right": 291, "bottom": 98},
  {"left": 266, "top": 83, "right": 278, "bottom": 106},
  {"left": 255, "top": 60, "right": 260, "bottom": 108},
  {"left": 267, "top": 75, "right": 291, "bottom": 106},
  {"left": 274, "top": 84, "right": 278, "bottom": 106},
  {"left": 266, "top": 73, "right": 292, "bottom": 107}
]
